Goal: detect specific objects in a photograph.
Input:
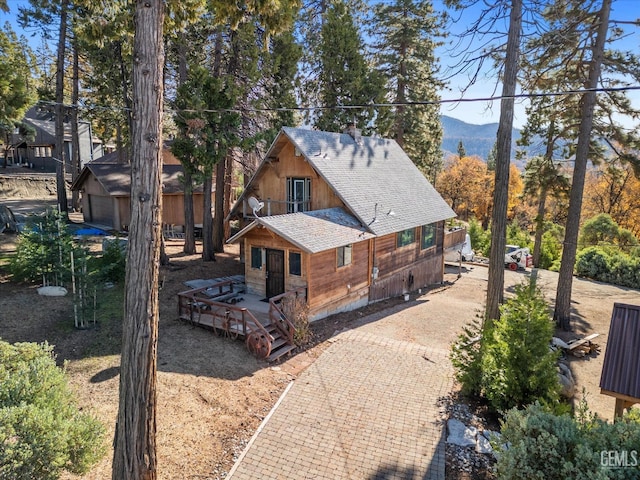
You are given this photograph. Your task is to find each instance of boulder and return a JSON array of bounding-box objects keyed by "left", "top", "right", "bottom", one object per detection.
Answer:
[{"left": 447, "top": 418, "right": 477, "bottom": 447}]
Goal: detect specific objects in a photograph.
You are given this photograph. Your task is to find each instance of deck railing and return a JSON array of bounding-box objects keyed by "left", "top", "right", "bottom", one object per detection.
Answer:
[
  {"left": 444, "top": 227, "right": 467, "bottom": 251},
  {"left": 268, "top": 287, "right": 307, "bottom": 345},
  {"left": 242, "top": 198, "right": 312, "bottom": 217},
  {"left": 177, "top": 285, "right": 272, "bottom": 342}
]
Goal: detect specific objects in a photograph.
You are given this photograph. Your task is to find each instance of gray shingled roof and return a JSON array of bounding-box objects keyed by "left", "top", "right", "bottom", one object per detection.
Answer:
[
  {"left": 71, "top": 163, "right": 196, "bottom": 196},
  {"left": 281, "top": 127, "right": 455, "bottom": 236},
  {"left": 23, "top": 106, "right": 63, "bottom": 142},
  {"left": 228, "top": 207, "right": 374, "bottom": 253}
]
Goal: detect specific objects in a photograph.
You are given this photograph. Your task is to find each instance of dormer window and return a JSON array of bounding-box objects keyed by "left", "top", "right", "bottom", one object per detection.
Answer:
[{"left": 287, "top": 177, "right": 311, "bottom": 213}]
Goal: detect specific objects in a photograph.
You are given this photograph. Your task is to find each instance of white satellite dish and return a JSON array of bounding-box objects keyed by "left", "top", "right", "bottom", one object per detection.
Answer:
[{"left": 248, "top": 196, "right": 264, "bottom": 217}]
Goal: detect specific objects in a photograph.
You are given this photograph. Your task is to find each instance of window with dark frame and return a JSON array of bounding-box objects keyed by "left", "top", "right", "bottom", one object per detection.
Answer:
[
  {"left": 421, "top": 223, "right": 436, "bottom": 250},
  {"left": 396, "top": 228, "right": 416, "bottom": 248},
  {"left": 289, "top": 251, "right": 301, "bottom": 276},
  {"left": 251, "top": 246, "right": 262, "bottom": 269},
  {"left": 337, "top": 244, "right": 352, "bottom": 267}
]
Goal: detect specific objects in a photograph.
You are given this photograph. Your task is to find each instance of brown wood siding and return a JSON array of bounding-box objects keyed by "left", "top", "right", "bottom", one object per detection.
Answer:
[
  {"left": 79, "top": 166, "right": 209, "bottom": 231},
  {"left": 249, "top": 142, "right": 343, "bottom": 216},
  {"left": 87, "top": 195, "right": 114, "bottom": 227},
  {"left": 162, "top": 193, "right": 206, "bottom": 226},
  {"left": 369, "top": 222, "right": 445, "bottom": 302},
  {"left": 83, "top": 172, "right": 108, "bottom": 196},
  {"left": 116, "top": 197, "right": 129, "bottom": 230},
  {"left": 307, "top": 240, "right": 370, "bottom": 311},
  {"left": 374, "top": 222, "right": 445, "bottom": 279},
  {"left": 370, "top": 255, "right": 443, "bottom": 302},
  {"left": 243, "top": 227, "right": 308, "bottom": 298}
]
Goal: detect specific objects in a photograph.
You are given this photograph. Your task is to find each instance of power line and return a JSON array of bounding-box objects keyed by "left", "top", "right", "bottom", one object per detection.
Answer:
[{"left": 37, "top": 84, "right": 640, "bottom": 115}]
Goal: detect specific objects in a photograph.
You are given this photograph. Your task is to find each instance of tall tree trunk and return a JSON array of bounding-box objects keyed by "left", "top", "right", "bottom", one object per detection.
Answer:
[
  {"left": 532, "top": 185, "right": 547, "bottom": 267},
  {"left": 177, "top": 36, "right": 195, "bottom": 255},
  {"left": 213, "top": 157, "right": 225, "bottom": 252},
  {"left": 395, "top": 19, "right": 407, "bottom": 147},
  {"left": 485, "top": 0, "right": 522, "bottom": 324},
  {"left": 183, "top": 169, "right": 196, "bottom": 255},
  {"left": 54, "top": 0, "right": 68, "bottom": 213},
  {"left": 71, "top": 40, "right": 81, "bottom": 212},
  {"left": 202, "top": 28, "right": 223, "bottom": 261},
  {"left": 117, "top": 40, "right": 134, "bottom": 147},
  {"left": 112, "top": 1, "right": 164, "bottom": 478},
  {"left": 532, "top": 122, "right": 556, "bottom": 267},
  {"left": 3, "top": 137, "right": 8, "bottom": 168},
  {"left": 202, "top": 173, "right": 216, "bottom": 261},
  {"left": 213, "top": 28, "right": 240, "bottom": 254},
  {"left": 116, "top": 124, "right": 126, "bottom": 163},
  {"left": 223, "top": 152, "right": 233, "bottom": 240},
  {"left": 554, "top": 0, "right": 611, "bottom": 330}
]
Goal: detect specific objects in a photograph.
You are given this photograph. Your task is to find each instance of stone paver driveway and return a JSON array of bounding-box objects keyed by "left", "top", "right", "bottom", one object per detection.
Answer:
[{"left": 228, "top": 329, "right": 453, "bottom": 480}]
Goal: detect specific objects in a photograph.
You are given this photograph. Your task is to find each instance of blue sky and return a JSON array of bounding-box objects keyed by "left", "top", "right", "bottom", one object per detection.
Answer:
[
  {"left": 1, "top": 0, "right": 639, "bottom": 128},
  {"left": 435, "top": 0, "right": 640, "bottom": 127}
]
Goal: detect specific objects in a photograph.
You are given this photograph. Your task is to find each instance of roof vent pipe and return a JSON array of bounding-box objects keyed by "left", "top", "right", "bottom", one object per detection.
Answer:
[{"left": 343, "top": 123, "right": 363, "bottom": 146}]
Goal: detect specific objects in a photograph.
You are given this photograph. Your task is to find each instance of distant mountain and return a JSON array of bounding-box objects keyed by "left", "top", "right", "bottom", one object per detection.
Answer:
[{"left": 440, "top": 115, "right": 541, "bottom": 165}]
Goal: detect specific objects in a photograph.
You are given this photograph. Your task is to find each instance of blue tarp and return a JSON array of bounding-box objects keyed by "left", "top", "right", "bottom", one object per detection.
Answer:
[{"left": 75, "top": 228, "right": 108, "bottom": 236}]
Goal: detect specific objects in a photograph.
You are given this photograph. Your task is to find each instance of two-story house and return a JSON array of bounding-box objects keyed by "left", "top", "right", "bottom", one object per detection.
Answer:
[
  {"left": 6, "top": 106, "right": 103, "bottom": 172},
  {"left": 227, "top": 126, "right": 456, "bottom": 321}
]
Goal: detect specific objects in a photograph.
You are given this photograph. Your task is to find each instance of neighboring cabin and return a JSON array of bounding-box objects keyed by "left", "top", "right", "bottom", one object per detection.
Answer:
[
  {"left": 228, "top": 126, "right": 458, "bottom": 321},
  {"left": 71, "top": 149, "right": 214, "bottom": 232},
  {"left": 5, "top": 106, "right": 104, "bottom": 172}
]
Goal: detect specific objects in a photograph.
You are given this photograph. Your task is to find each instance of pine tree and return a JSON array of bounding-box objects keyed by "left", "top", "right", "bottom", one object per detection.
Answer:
[
  {"left": 18, "top": 0, "right": 71, "bottom": 211},
  {"left": 371, "top": 0, "right": 445, "bottom": 180},
  {"left": 457, "top": 140, "right": 466, "bottom": 158},
  {"left": 516, "top": 0, "right": 639, "bottom": 329},
  {"left": 522, "top": 154, "right": 570, "bottom": 267},
  {"left": 444, "top": 0, "right": 525, "bottom": 323},
  {"left": 0, "top": 24, "right": 37, "bottom": 167},
  {"left": 314, "top": 0, "right": 386, "bottom": 134}
]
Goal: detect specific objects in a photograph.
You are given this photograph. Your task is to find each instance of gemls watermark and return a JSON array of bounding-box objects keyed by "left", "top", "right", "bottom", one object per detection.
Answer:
[{"left": 600, "top": 450, "right": 639, "bottom": 469}]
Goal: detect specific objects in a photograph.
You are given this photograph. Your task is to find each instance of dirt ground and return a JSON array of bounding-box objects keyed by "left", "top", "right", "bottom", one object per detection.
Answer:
[
  {"left": 1, "top": 190, "right": 638, "bottom": 479},
  {"left": 0, "top": 199, "right": 405, "bottom": 480}
]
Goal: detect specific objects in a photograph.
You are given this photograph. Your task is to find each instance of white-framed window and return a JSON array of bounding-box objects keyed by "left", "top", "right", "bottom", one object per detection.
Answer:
[
  {"left": 286, "top": 177, "right": 311, "bottom": 213},
  {"left": 337, "top": 244, "right": 352, "bottom": 267}
]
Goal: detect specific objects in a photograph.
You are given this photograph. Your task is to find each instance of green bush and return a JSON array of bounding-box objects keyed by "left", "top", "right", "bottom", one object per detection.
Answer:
[
  {"left": 0, "top": 340, "right": 105, "bottom": 479},
  {"left": 579, "top": 213, "right": 639, "bottom": 253},
  {"left": 8, "top": 209, "right": 82, "bottom": 284},
  {"left": 576, "top": 247, "right": 640, "bottom": 289},
  {"left": 506, "top": 220, "right": 532, "bottom": 250},
  {"left": 88, "top": 237, "right": 127, "bottom": 284},
  {"left": 481, "top": 282, "right": 560, "bottom": 411},
  {"left": 575, "top": 246, "right": 611, "bottom": 279},
  {"left": 496, "top": 402, "right": 640, "bottom": 479},
  {"left": 451, "top": 280, "right": 560, "bottom": 412},
  {"left": 450, "top": 314, "right": 484, "bottom": 397},
  {"left": 468, "top": 218, "right": 491, "bottom": 256},
  {"left": 539, "top": 223, "right": 564, "bottom": 270}
]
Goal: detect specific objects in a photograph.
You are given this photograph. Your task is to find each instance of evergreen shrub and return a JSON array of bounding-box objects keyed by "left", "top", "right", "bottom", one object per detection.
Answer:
[{"left": 0, "top": 340, "right": 105, "bottom": 479}]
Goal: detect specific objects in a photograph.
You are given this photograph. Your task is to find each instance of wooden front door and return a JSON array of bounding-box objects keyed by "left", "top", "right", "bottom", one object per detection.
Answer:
[{"left": 266, "top": 249, "right": 285, "bottom": 298}]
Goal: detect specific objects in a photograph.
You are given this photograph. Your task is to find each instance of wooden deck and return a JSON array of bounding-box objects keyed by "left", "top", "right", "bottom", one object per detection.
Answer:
[{"left": 177, "top": 277, "right": 299, "bottom": 362}]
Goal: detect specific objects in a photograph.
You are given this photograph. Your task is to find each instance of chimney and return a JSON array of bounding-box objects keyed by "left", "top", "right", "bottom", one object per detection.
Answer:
[{"left": 343, "top": 123, "right": 363, "bottom": 145}]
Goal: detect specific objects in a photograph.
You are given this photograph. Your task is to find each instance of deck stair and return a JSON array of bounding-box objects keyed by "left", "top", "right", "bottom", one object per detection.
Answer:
[{"left": 177, "top": 279, "right": 300, "bottom": 362}]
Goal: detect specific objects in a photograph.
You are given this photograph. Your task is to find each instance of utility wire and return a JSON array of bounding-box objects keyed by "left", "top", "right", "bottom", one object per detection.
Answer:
[{"left": 37, "top": 84, "right": 640, "bottom": 115}]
